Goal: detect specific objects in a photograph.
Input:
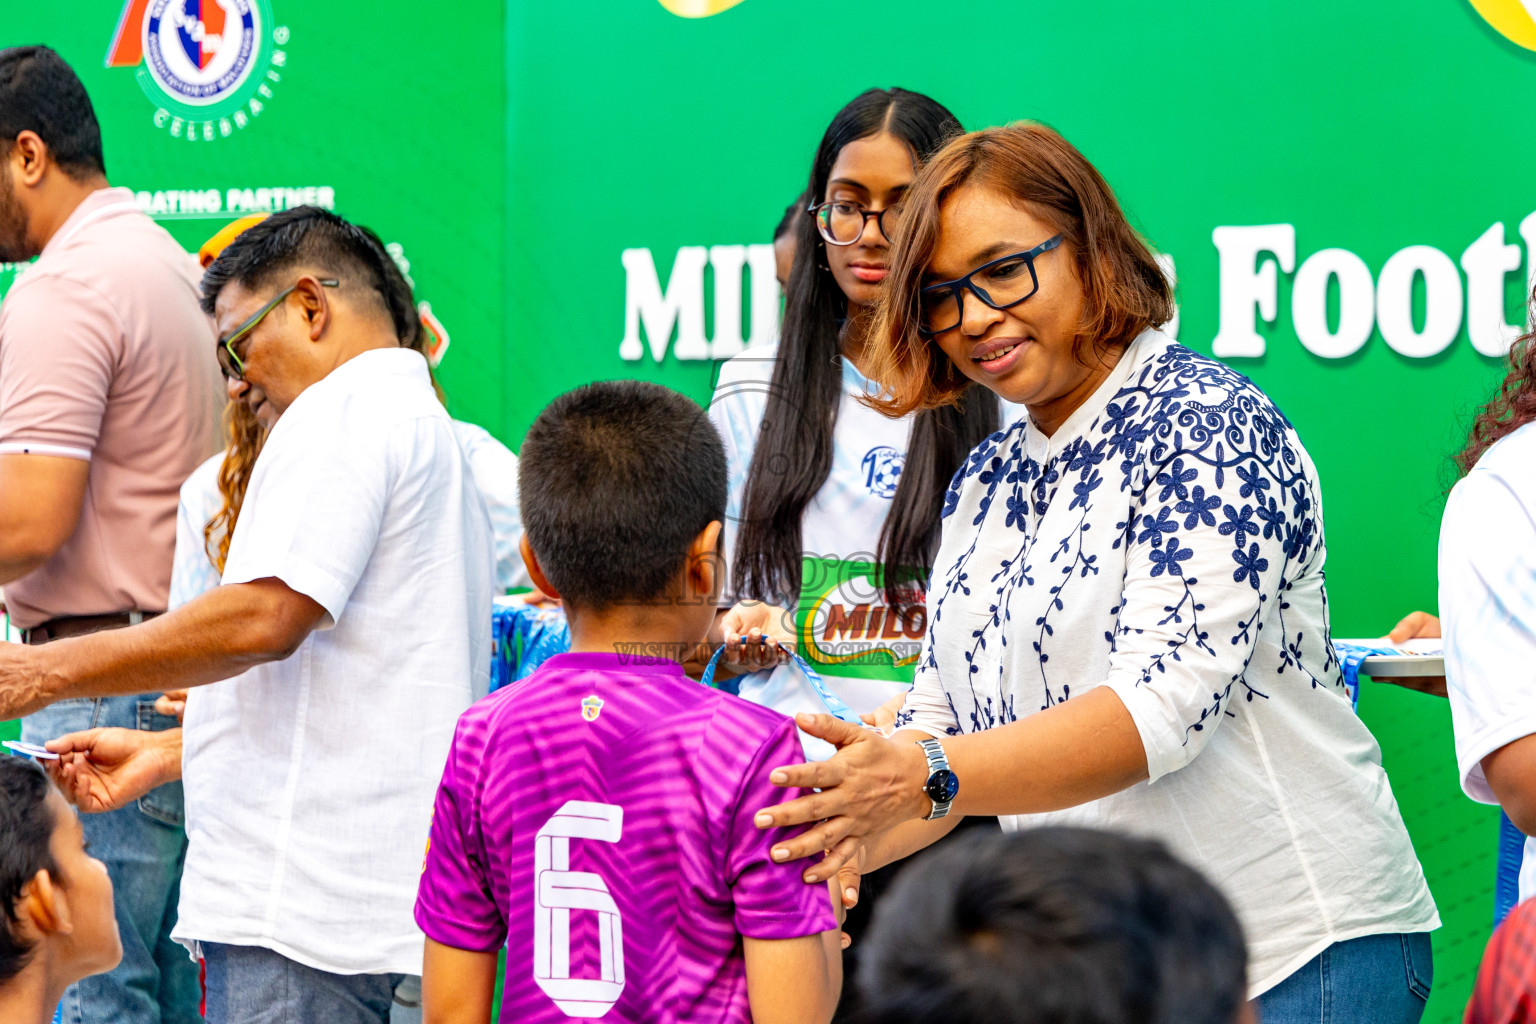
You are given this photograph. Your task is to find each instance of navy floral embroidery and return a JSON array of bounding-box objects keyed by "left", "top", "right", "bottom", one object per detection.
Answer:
[
  {"left": 1148, "top": 538, "right": 1192, "bottom": 577},
  {"left": 910, "top": 338, "right": 1345, "bottom": 751}
]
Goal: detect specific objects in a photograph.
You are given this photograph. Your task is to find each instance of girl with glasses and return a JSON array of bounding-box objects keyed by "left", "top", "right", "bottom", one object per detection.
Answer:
[
  {"left": 710, "top": 88, "right": 1012, "bottom": 726},
  {"left": 753, "top": 122, "right": 1440, "bottom": 1024},
  {"left": 707, "top": 87, "right": 1013, "bottom": 1020}
]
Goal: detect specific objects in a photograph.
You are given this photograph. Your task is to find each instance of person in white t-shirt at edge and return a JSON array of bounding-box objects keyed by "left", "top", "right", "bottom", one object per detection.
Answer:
[
  {"left": 710, "top": 87, "right": 1018, "bottom": 746},
  {"left": 1419, "top": 313, "right": 1536, "bottom": 907},
  {"left": 0, "top": 206, "right": 495, "bottom": 1024}
]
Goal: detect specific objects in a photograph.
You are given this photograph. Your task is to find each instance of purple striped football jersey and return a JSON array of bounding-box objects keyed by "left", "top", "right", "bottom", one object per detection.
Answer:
[{"left": 415, "top": 652, "right": 836, "bottom": 1022}]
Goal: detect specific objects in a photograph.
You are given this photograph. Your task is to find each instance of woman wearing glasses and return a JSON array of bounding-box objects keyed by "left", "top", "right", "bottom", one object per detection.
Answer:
[
  {"left": 709, "top": 87, "right": 1009, "bottom": 735},
  {"left": 754, "top": 123, "right": 1439, "bottom": 1024}
]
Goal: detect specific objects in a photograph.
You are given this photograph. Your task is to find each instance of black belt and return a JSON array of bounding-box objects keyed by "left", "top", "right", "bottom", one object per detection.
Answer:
[{"left": 21, "top": 611, "right": 161, "bottom": 645}]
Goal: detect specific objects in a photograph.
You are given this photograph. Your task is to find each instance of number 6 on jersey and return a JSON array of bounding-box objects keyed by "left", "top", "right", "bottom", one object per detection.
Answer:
[{"left": 534, "top": 800, "right": 625, "bottom": 1017}]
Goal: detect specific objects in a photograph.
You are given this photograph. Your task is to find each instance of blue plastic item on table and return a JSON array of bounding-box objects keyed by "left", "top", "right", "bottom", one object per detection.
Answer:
[
  {"left": 490, "top": 600, "right": 571, "bottom": 692},
  {"left": 1332, "top": 639, "right": 1446, "bottom": 713},
  {"left": 1332, "top": 641, "right": 1398, "bottom": 712}
]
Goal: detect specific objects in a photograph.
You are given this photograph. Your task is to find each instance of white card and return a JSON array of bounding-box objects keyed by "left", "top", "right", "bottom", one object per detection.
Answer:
[{"left": 3, "top": 740, "right": 59, "bottom": 760}]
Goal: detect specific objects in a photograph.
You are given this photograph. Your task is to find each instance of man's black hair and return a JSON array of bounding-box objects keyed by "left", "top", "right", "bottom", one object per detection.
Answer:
[
  {"left": 773, "top": 195, "right": 802, "bottom": 243},
  {"left": 0, "top": 46, "right": 105, "bottom": 179},
  {"left": 519, "top": 381, "right": 726, "bottom": 611},
  {"left": 200, "top": 206, "right": 416, "bottom": 342},
  {"left": 858, "top": 827, "right": 1248, "bottom": 1024},
  {"left": 0, "top": 757, "right": 58, "bottom": 986},
  {"left": 355, "top": 224, "right": 422, "bottom": 349}
]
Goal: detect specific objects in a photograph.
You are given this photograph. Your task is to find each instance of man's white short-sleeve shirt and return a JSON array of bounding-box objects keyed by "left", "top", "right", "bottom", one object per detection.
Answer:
[
  {"left": 174, "top": 347, "right": 494, "bottom": 975},
  {"left": 1442, "top": 421, "right": 1536, "bottom": 901}
]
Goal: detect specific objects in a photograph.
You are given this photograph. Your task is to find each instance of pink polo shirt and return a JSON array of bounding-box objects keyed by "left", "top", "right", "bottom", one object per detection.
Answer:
[{"left": 0, "top": 187, "right": 222, "bottom": 628}]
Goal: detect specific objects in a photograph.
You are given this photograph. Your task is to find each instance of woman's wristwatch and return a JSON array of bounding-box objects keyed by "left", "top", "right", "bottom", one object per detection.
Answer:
[{"left": 916, "top": 738, "right": 959, "bottom": 820}]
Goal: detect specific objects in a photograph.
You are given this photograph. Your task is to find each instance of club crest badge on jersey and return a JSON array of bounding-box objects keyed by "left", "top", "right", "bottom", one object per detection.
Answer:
[
  {"left": 106, "top": 0, "right": 290, "bottom": 141},
  {"left": 581, "top": 696, "right": 604, "bottom": 723}
]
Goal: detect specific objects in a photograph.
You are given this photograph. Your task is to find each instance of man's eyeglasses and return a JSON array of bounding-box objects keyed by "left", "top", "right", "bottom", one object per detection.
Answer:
[
  {"left": 216, "top": 278, "right": 339, "bottom": 380},
  {"left": 918, "top": 236, "right": 1063, "bottom": 336},
  {"left": 809, "top": 200, "right": 902, "bottom": 246}
]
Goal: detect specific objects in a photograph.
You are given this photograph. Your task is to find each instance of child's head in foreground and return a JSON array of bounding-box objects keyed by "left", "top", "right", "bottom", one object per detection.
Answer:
[
  {"left": 0, "top": 757, "right": 120, "bottom": 1015},
  {"left": 858, "top": 826, "right": 1250, "bottom": 1024},
  {"left": 518, "top": 379, "right": 727, "bottom": 640}
]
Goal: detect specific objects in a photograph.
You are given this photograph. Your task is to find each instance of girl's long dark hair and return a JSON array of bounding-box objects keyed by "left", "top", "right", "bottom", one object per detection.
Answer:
[
  {"left": 1459, "top": 309, "right": 1536, "bottom": 475},
  {"left": 733, "top": 88, "right": 999, "bottom": 612}
]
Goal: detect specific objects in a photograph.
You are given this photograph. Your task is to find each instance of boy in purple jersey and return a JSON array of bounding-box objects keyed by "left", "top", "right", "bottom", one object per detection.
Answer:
[{"left": 415, "top": 381, "right": 842, "bottom": 1024}]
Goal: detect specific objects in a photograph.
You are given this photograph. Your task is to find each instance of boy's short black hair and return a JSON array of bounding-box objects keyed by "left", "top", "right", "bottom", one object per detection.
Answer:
[
  {"left": 0, "top": 46, "right": 105, "bottom": 179},
  {"left": 519, "top": 380, "right": 726, "bottom": 611},
  {"left": 858, "top": 826, "right": 1247, "bottom": 1024},
  {"left": 200, "top": 206, "right": 415, "bottom": 342},
  {"left": 0, "top": 756, "right": 58, "bottom": 986}
]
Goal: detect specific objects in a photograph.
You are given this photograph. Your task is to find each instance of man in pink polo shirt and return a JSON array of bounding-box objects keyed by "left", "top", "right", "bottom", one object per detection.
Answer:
[{"left": 0, "top": 46, "right": 221, "bottom": 1024}]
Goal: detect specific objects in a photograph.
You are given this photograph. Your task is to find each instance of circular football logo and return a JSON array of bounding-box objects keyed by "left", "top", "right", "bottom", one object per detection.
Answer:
[
  {"left": 141, "top": 0, "right": 264, "bottom": 109},
  {"left": 861, "top": 446, "right": 905, "bottom": 499}
]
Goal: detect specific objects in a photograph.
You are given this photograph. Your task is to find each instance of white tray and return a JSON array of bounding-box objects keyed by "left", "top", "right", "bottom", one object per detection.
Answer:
[{"left": 1336, "top": 638, "right": 1444, "bottom": 679}]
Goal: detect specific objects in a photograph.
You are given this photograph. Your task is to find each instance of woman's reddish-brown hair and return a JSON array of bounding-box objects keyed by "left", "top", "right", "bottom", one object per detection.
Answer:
[
  {"left": 203, "top": 398, "right": 263, "bottom": 573},
  {"left": 868, "top": 122, "right": 1173, "bottom": 415}
]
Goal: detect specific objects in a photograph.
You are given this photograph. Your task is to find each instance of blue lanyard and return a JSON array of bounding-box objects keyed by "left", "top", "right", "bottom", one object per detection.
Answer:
[
  {"left": 1333, "top": 641, "right": 1409, "bottom": 713},
  {"left": 698, "top": 641, "right": 863, "bottom": 725}
]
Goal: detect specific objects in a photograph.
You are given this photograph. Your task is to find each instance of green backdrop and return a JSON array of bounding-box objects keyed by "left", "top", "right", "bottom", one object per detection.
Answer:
[{"left": 4, "top": 1, "right": 1532, "bottom": 1019}]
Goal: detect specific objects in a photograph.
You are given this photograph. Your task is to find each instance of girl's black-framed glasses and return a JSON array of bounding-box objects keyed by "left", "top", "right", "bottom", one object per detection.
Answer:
[
  {"left": 808, "top": 199, "right": 902, "bottom": 247},
  {"left": 917, "top": 234, "right": 1064, "bottom": 336}
]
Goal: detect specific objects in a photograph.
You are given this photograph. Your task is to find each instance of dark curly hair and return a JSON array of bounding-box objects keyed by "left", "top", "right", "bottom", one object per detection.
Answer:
[{"left": 1458, "top": 309, "right": 1536, "bottom": 476}]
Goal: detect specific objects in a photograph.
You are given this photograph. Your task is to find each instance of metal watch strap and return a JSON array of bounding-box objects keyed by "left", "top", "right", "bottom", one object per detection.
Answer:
[{"left": 918, "top": 737, "right": 954, "bottom": 820}]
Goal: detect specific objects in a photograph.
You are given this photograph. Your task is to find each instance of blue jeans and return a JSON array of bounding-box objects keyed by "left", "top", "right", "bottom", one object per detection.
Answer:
[
  {"left": 1257, "top": 932, "right": 1433, "bottom": 1024},
  {"left": 202, "top": 943, "right": 405, "bottom": 1024},
  {"left": 24, "top": 695, "right": 200, "bottom": 1024}
]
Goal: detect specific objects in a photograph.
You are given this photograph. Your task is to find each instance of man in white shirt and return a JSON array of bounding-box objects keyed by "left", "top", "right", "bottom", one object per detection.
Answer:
[{"left": 0, "top": 206, "right": 494, "bottom": 1023}]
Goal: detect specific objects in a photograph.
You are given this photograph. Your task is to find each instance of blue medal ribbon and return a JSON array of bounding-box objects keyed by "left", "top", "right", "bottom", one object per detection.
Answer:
[{"left": 698, "top": 641, "right": 863, "bottom": 725}]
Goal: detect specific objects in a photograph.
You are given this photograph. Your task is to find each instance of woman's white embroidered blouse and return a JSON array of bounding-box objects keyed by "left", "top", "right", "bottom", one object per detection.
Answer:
[{"left": 898, "top": 330, "right": 1438, "bottom": 995}]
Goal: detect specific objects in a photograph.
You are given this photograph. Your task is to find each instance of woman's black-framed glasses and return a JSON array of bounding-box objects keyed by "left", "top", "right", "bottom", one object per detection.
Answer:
[
  {"left": 918, "top": 235, "right": 1064, "bottom": 335},
  {"left": 809, "top": 200, "right": 902, "bottom": 246},
  {"left": 216, "top": 278, "right": 339, "bottom": 380}
]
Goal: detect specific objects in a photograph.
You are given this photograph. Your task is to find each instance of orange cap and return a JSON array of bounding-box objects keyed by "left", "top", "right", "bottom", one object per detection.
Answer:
[{"left": 199, "top": 214, "right": 270, "bottom": 268}]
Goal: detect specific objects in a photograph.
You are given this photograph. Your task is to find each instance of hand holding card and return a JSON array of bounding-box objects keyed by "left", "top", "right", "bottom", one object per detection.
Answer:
[{"left": 33, "top": 728, "right": 184, "bottom": 814}]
